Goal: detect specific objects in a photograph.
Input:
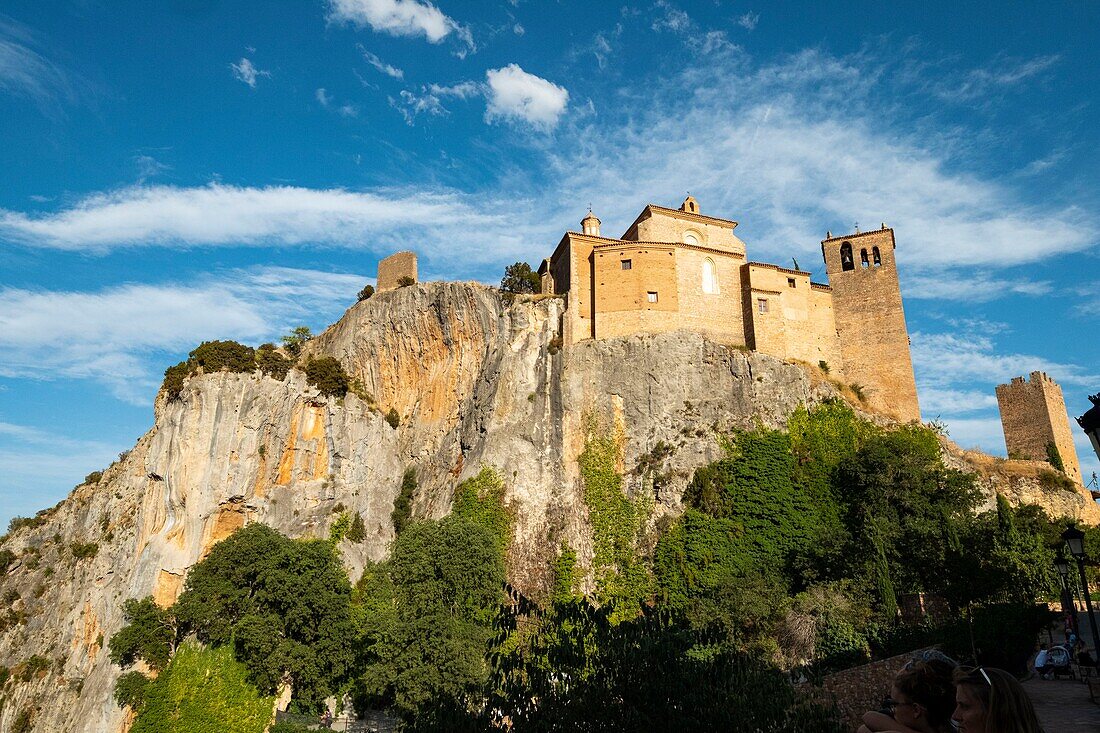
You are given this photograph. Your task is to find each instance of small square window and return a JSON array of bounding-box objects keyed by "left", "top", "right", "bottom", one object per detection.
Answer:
[
  {"left": 758, "top": 298, "right": 768, "bottom": 314},
  {"left": 647, "top": 291, "right": 658, "bottom": 303},
  {"left": 787, "top": 278, "right": 796, "bottom": 288},
  {"left": 621, "top": 259, "right": 632, "bottom": 270}
]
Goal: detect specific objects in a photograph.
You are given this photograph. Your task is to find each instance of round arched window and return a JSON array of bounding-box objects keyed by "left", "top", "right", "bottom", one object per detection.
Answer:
[
  {"left": 683, "top": 230, "right": 701, "bottom": 245},
  {"left": 702, "top": 257, "right": 719, "bottom": 294}
]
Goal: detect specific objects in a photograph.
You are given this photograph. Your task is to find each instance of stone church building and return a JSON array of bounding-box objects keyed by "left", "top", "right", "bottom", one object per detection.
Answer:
[{"left": 538, "top": 197, "right": 921, "bottom": 422}]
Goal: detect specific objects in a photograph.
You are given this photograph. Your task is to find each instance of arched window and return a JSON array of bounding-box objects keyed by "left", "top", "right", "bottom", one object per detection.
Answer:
[
  {"left": 860, "top": 248, "right": 869, "bottom": 268},
  {"left": 840, "top": 242, "right": 854, "bottom": 271},
  {"left": 702, "top": 257, "right": 719, "bottom": 294},
  {"left": 872, "top": 246, "right": 881, "bottom": 266},
  {"left": 683, "top": 230, "right": 701, "bottom": 245}
]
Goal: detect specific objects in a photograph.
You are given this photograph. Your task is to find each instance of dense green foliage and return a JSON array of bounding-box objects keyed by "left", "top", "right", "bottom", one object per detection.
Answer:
[
  {"left": 347, "top": 511, "right": 367, "bottom": 543},
  {"left": 484, "top": 591, "right": 844, "bottom": 733},
  {"left": 0, "top": 549, "right": 14, "bottom": 574},
  {"left": 190, "top": 340, "right": 256, "bottom": 372},
  {"left": 1045, "top": 441, "right": 1065, "bottom": 471},
  {"left": 397, "top": 275, "right": 416, "bottom": 287},
  {"left": 70, "top": 541, "right": 98, "bottom": 559},
  {"left": 109, "top": 597, "right": 176, "bottom": 671},
  {"left": 132, "top": 643, "right": 274, "bottom": 733},
  {"left": 578, "top": 424, "right": 652, "bottom": 618},
  {"left": 174, "top": 524, "right": 355, "bottom": 707},
  {"left": 114, "top": 671, "right": 150, "bottom": 710},
  {"left": 255, "top": 343, "right": 292, "bottom": 380},
  {"left": 304, "top": 356, "right": 350, "bottom": 398},
  {"left": 357, "top": 284, "right": 375, "bottom": 301},
  {"left": 500, "top": 262, "right": 541, "bottom": 294},
  {"left": 391, "top": 467, "right": 417, "bottom": 535},
  {"left": 354, "top": 469, "right": 510, "bottom": 724}
]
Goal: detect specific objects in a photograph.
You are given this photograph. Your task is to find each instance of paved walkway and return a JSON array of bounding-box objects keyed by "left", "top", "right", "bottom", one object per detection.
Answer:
[{"left": 1022, "top": 677, "right": 1100, "bottom": 733}]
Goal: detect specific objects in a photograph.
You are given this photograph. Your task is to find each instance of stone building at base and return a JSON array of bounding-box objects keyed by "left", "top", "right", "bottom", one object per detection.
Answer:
[
  {"left": 996, "top": 371, "right": 1083, "bottom": 484},
  {"left": 538, "top": 197, "right": 921, "bottom": 422}
]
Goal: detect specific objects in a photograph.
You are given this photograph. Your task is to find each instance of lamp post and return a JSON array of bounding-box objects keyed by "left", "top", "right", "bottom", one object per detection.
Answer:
[
  {"left": 1077, "top": 393, "right": 1100, "bottom": 463},
  {"left": 1063, "top": 524, "right": 1100, "bottom": 652},
  {"left": 1054, "top": 552, "right": 1078, "bottom": 638}
]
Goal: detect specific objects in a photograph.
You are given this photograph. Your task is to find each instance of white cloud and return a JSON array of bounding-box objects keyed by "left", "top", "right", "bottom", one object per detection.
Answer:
[
  {"left": 230, "top": 57, "right": 270, "bottom": 88},
  {"left": 361, "top": 48, "right": 404, "bottom": 79},
  {"left": 911, "top": 332, "right": 1099, "bottom": 390},
  {"left": 0, "top": 183, "right": 518, "bottom": 253},
  {"left": 328, "top": 0, "right": 474, "bottom": 53},
  {"left": 0, "top": 267, "right": 366, "bottom": 402},
  {"left": 738, "top": 11, "right": 760, "bottom": 30},
  {"left": 513, "top": 23, "right": 525, "bottom": 36},
  {"left": 918, "top": 387, "right": 1000, "bottom": 416},
  {"left": 904, "top": 271, "right": 1052, "bottom": 302},
  {"left": 134, "top": 154, "right": 171, "bottom": 183},
  {"left": 937, "top": 55, "right": 1059, "bottom": 102},
  {"left": 652, "top": 1, "right": 692, "bottom": 33},
  {"left": 485, "top": 64, "right": 569, "bottom": 130},
  {"left": 316, "top": 87, "right": 333, "bottom": 106}
]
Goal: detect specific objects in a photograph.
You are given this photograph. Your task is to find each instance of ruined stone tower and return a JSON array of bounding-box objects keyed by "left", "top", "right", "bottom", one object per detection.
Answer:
[
  {"left": 821, "top": 226, "right": 920, "bottom": 422},
  {"left": 996, "top": 371, "right": 1083, "bottom": 484}
]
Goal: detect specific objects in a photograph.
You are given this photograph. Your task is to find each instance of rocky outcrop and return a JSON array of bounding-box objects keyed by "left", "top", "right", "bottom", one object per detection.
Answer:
[{"left": 0, "top": 281, "right": 1093, "bottom": 732}]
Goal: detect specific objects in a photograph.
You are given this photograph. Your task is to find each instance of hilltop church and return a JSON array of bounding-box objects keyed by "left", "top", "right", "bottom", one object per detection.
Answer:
[{"left": 537, "top": 197, "right": 921, "bottom": 423}]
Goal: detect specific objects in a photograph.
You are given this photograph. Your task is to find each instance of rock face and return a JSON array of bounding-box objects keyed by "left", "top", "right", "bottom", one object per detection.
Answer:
[{"left": 0, "top": 282, "right": 1095, "bottom": 733}]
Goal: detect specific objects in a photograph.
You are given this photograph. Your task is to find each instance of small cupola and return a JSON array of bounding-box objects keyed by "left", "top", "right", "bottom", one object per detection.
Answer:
[
  {"left": 679, "top": 196, "right": 699, "bottom": 214},
  {"left": 581, "top": 209, "right": 601, "bottom": 237}
]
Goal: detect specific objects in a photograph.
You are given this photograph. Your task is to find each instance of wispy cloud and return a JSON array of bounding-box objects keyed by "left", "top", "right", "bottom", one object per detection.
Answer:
[
  {"left": 316, "top": 88, "right": 360, "bottom": 117},
  {"left": 936, "top": 54, "right": 1059, "bottom": 102},
  {"left": 361, "top": 48, "right": 404, "bottom": 79},
  {"left": 911, "top": 332, "right": 1099, "bottom": 390},
  {"left": 905, "top": 271, "right": 1052, "bottom": 302},
  {"left": 230, "top": 57, "right": 270, "bottom": 88},
  {"left": 134, "top": 154, "right": 171, "bottom": 183},
  {"left": 328, "top": 0, "right": 474, "bottom": 55},
  {"left": 0, "top": 15, "right": 83, "bottom": 115},
  {"left": 738, "top": 11, "right": 760, "bottom": 31},
  {"left": 0, "top": 267, "right": 367, "bottom": 402},
  {"left": 484, "top": 64, "right": 569, "bottom": 130}
]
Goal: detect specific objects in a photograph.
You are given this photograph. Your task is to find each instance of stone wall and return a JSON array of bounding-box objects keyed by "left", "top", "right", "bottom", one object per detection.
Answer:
[
  {"left": 624, "top": 205, "right": 747, "bottom": 256},
  {"left": 822, "top": 228, "right": 920, "bottom": 422},
  {"left": 996, "top": 372, "right": 1083, "bottom": 484},
  {"left": 376, "top": 250, "right": 418, "bottom": 291},
  {"left": 820, "top": 651, "right": 917, "bottom": 730}
]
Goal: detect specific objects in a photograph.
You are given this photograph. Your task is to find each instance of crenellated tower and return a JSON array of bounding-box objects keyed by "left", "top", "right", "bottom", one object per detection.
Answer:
[
  {"left": 821, "top": 225, "right": 920, "bottom": 422},
  {"left": 996, "top": 371, "right": 1083, "bottom": 484}
]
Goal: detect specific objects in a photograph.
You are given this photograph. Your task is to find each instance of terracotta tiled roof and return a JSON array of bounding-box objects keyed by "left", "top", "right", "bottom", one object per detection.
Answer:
[{"left": 745, "top": 261, "right": 811, "bottom": 277}]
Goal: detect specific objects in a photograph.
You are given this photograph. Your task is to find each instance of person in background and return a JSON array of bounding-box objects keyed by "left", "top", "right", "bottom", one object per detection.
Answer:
[
  {"left": 952, "top": 666, "right": 1044, "bottom": 733},
  {"left": 859, "top": 651, "right": 957, "bottom": 733},
  {"left": 1032, "top": 643, "right": 1052, "bottom": 680}
]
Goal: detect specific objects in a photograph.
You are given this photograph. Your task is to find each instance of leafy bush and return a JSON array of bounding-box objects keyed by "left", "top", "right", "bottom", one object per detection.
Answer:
[
  {"left": 1045, "top": 441, "right": 1065, "bottom": 471},
  {"left": 330, "top": 512, "right": 352, "bottom": 542},
  {"left": 500, "top": 262, "right": 541, "bottom": 294},
  {"left": 7, "top": 515, "right": 46, "bottom": 533},
  {"left": 255, "top": 345, "right": 291, "bottom": 381},
  {"left": 385, "top": 407, "right": 400, "bottom": 428},
  {"left": 392, "top": 468, "right": 417, "bottom": 535},
  {"left": 818, "top": 360, "right": 830, "bottom": 374},
  {"left": 11, "top": 707, "right": 33, "bottom": 733},
  {"left": 109, "top": 597, "right": 176, "bottom": 672},
  {"left": 84, "top": 471, "right": 103, "bottom": 484},
  {"left": 189, "top": 340, "right": 255, "bottom": 373},
  {"left": 347, "top": 512, "right": 367, "bottom": 543},
  {"left": 114, "top": 671, "right": 150, "bottom": 710},
  {"left": 397, "top": 275, "right": 415, "bottom": 287},
  {"left": 18, "top": 655, "right": 50, "bottom": 682},
  {"left": 162, "top": 362, "right": 191, "bottom": 401},
  {"left": 70, "top": 542, "right": 99, "bottom": 560},
  {"left": 281, "top": 326, "right": 313, "bottom": 356},
  {"left": 357, "top": 284, "right": 375, "bottom": 301},
  {"left": 304, "top": 356, "right": 350, "bottom": 398},
  {"left": 131, "top": 642, "right": 274, "bottom": 733},
  {"left": 0, "top": 549, "right": 15, "bottom": 574}
]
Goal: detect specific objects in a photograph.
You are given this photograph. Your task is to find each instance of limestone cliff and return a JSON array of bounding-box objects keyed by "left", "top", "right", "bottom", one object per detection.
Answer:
[{"left": 0, "top": 282, "right": 1095, "bottom": 733}]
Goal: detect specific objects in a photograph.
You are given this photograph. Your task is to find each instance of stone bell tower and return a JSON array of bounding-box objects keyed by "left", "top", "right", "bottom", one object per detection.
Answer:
[{"left": 821, "top": 225, "right": 920, "bottom": 422}]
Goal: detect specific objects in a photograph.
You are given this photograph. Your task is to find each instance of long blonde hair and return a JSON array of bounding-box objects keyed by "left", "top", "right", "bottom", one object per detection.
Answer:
[{"left": 953, "top": 666, "right": 1044, "bottom": 733}]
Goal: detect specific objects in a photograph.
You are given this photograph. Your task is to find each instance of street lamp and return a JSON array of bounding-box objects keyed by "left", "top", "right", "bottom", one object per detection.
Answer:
[
  {"left": 1063, "top": 524, "right": 1100, "bottom": 652},
  {"left": 1054, "top": 551, "right": 1077, "bottom": 637},
  {"left": 1078, "top": 393, "right": 1100, "bottom": 463}
]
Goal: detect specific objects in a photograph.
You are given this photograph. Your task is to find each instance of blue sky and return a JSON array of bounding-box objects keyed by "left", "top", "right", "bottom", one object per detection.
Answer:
[{"left": 1, "top": 0, "right": 1098, "bottom": 530}]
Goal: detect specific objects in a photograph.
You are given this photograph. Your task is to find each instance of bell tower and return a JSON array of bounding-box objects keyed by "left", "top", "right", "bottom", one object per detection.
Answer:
[{"left": 821, "top": 225, "right": 920, "bottom": 422}]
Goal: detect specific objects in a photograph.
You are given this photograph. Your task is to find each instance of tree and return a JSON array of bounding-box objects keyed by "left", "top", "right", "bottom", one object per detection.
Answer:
[
  {"left": 304, "top": 356, "right": 350, "bottom": 397},
  {"left": 397, "top": 276, "right": 416, "bottom": 287},
  {"left": 391, "top": 468, "right": 417, "bottom": 535},
  {"left": 500, "top": 262, "right": 541, "bottom": 294},
  {"left": 0, "top": 548, "right": 15, "bottom": 574},
  {"left": 108, "top": 597, "right": 177, "bottom": 671},
  {"left": 281, "top": 326, "right": 313, "bottom": 356},
  {"left": 172, "top": 524, "right": 356, "bottom": 708},
  {"left": 114, "top": 671, "right": 151, "bottom": 710},
  {"left": 189, "top": 341, "right": 255, "bottom": 373},
  {"left": 357, "top": 284, "right": 375, "bottom": 301},
  {"left": 255, "top": 344, "right": 291, "bottom": 380}
]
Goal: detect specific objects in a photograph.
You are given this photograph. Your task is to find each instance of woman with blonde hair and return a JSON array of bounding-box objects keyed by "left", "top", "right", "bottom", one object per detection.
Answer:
[{"left": 952, "top": 666, "right": 1044, "bottom": 733}]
